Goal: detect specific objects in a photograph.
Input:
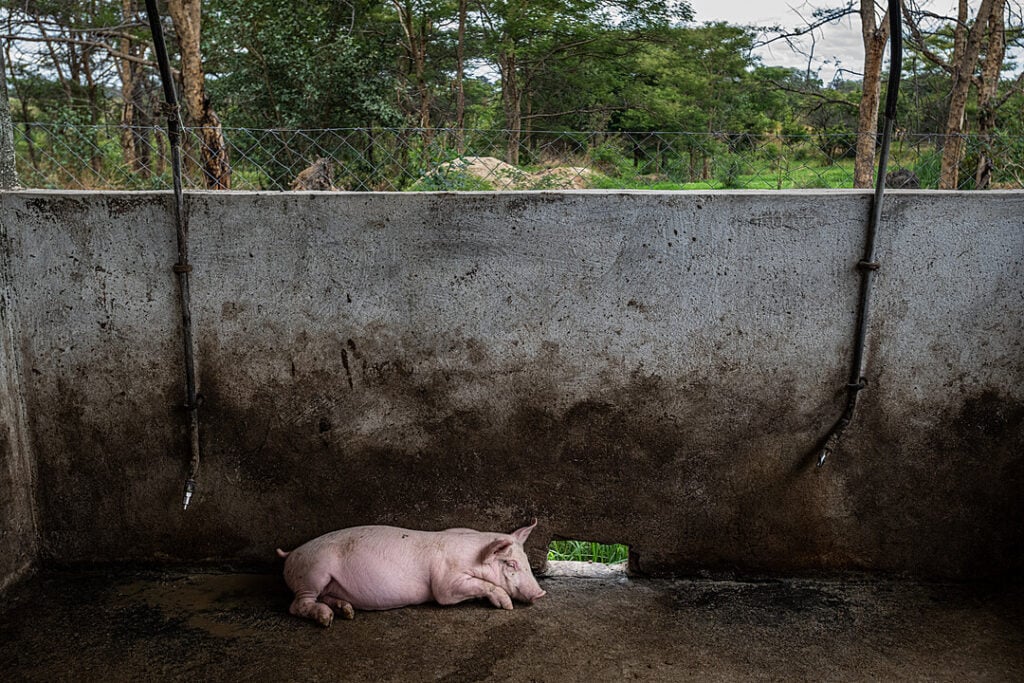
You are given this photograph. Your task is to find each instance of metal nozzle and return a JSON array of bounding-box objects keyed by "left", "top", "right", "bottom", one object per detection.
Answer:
[
  {"left": 817, "top": 431, "right": 842, "bottom": 468},
  {"left": 182, "top": 478, "right": 196, "bottom": 510}
]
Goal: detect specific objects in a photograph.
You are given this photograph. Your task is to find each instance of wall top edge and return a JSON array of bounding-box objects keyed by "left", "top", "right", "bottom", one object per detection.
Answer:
[{"left": 2, "top": 188, "right": 1021, "bottom": 198}]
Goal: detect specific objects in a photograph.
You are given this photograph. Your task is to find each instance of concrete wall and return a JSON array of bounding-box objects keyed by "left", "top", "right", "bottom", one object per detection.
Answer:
[
  {"left": 2, "top": 190, "right": 1021, "bottom": 579},
  {"left": 0, "top": 206, "right": 37, "bottom": 591}
]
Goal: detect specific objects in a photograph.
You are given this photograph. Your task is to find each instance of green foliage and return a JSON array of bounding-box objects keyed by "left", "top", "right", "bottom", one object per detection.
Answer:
[
  {"left": 2, "top": 0, "right": 1022, "bottom": 191},
  {"left": 588, "top": 140, "right": 632, "bottom": 177},
  {"left": 49, "top": 106, "right": 96, "bottom": 169},
  {"left": 714, "top": 152, "right": 744, "bottom": 188},
  {"left": 205, "top": 0, "right": 401, "bottom": 129},
  {"left": 411, "top": 169, "right": 495, "bottom": 191},
  {"left": 409, "top": 155, "right": 496, "bottom": 191},
  {"left": 816, "top": 127, "right": 857, "bottom": 164},
  {"left": 548, "top": 540, "right": 629, "bottom": 564},
  {"left": 911, "top": 149, "right": 942, "bottom": 189},
  {"left": 613, "top": 23, "right": 763, "bottom": 134},
  {"left": 475, "top": 0, "right": 693, "bottom": 133}
]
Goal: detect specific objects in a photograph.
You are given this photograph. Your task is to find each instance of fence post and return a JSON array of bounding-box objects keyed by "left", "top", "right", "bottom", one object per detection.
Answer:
[{"left": 0, "top": 48, "right": 18, "bottom": 189}]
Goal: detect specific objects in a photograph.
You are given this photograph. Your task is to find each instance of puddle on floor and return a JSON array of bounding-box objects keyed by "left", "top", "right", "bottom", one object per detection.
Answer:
[{"left": 113, "top": 573, "right": 285, "bottom": 638}]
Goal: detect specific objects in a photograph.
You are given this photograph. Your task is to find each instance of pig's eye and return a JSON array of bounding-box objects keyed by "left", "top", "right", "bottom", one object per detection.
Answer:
[{"left": 504, "top": 560, "right": 520, "bottom": 571}]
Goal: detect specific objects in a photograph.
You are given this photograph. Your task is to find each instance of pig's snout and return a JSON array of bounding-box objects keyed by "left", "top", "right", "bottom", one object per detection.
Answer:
[{"left": 517, "top": 584, "right": 545, "bottom": 603}]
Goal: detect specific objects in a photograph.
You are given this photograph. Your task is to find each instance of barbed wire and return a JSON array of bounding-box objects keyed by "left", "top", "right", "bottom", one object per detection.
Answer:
[{"left": 12, "top": 123, "right": 1024, "bottom": 191}]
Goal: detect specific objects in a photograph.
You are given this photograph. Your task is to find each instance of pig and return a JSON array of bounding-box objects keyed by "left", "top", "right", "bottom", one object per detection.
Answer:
[{"left": 276, "top": 519, "right": 546, "bottom": 627}]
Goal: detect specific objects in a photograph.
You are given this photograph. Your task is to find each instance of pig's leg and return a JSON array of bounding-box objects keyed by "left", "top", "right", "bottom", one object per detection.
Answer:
[
  {"left": 289, "top": 589, "right": 335, "bottom": 627},
  {"left": 435, "top": 575, "right": 514, "bottom": 610},
  {"left": 321, "top": 594, "right": 356, "bottom": 620}
]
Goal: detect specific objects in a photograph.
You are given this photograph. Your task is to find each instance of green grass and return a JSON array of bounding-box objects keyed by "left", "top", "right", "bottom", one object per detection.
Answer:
[
  {"left": 547, "top": 540, "right": 629, "bottom": 564},
  {"left": 582, "top": 159, "right": 858, "bottom": 190}
]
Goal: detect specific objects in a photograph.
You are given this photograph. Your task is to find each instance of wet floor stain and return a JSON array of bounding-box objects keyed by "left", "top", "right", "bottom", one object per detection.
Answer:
[
  {"left": 2, "top": 571, "right": 1022, "bottom": 682},
  {"left": 113, "top": 573, "right": 287, "bottom": 639}
]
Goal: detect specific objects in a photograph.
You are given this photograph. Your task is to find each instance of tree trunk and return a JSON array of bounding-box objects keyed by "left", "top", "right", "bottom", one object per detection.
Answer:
[
  {"left": 455, "top": 0, "right": 466, "bottom": 153},
  {"left": 154, "top": 127, "right": 166, "bottom": 175},
  {"left": 524, "top": 77, "right": 532, "bottom": 155},
  {"left": 5, "top": 42, "right": 37, "bottom": 172},
  {"left": 34, "top": 17, "right": 74, "bottom": 103},
  {"left": 416, "top": 20, "right": 431, "bottom": 134},
  {"left": 118, "top": 61, "right": 138, "bottom": 173},
  {"left": 166, "top": 0, "right": 231, "bottom": 189},
  {"left": 974, "top": 0, "right": 1004, "bottom": 190},
  {"left": 953, "top": 0, "right": 967, "bottom": 65},
  {"left": 118, "top": 0, "right": 142, "bottom": 175},
  {"left": 499, "top": 50, "right": 521, "bottom": 165},
  {"left": 392, "top": 2, "right": 432, "bottom": 136},
  {"left": 79, "top": 47, "right": 105, "bottom": 177},
  {"left": 938, "top": 0, "right": 996, "bottom": 189},
  {"left": 0, "top": 47, "right": 19, "bottom": 189},
  {"left": 853, "top": 1, "right": 890, "bottom": 189}
]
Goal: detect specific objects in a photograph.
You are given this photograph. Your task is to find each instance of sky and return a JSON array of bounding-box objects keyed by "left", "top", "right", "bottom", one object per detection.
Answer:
[
  {"left": 687, "top": 0, "right": 871, "bottom": 82},
  {"left": 687, "top": 1, "right": 1022, "bottom": 81}
]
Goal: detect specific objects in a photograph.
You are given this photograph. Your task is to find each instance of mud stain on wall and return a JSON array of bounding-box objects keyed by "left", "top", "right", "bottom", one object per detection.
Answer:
[{"left": 4, "top": 191, "right": 1022, "bottom": 577}]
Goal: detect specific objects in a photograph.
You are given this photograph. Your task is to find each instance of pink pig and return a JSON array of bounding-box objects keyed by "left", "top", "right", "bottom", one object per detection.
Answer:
[{"left": 276, "top": 519, "right": 547, "bottom": 627}]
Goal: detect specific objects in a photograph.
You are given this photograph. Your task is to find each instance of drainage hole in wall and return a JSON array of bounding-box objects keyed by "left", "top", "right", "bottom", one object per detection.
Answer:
[{"left": 545, "top": 539, "right": 629, "bottom": 578}]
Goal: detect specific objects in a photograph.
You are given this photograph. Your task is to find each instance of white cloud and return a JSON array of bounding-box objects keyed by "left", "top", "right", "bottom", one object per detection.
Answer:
[
  {"left": 687, "top": 0, "right": 868, "bottom": 81},
  {"left": 687, "top": 0, "right": 1022, "bottom": 81}
]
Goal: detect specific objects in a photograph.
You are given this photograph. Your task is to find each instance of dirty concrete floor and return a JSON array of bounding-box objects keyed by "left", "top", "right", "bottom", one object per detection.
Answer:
[{"left": 1, "top": 569, "right": 1021, "bottom": 682}]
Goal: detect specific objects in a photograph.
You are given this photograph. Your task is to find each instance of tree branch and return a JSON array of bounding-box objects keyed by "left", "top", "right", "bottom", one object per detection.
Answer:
[
  {"left": 523, "top": 105, "right": 624, "bottom": 121},
  {"left": 901, "top": 3, "right": 955, "bottom": 74},
  {"left": 754, "top": 3, "right": 858, "bottom": 49},
  {"left": 0, "top": 33, "right": 166, "bottom": 69},
  {"left": 765, "top": 78, "right": 859, "bottom": 111},
  {"left": 993, "top": 69, "right": 1024, "bottom": 109}
]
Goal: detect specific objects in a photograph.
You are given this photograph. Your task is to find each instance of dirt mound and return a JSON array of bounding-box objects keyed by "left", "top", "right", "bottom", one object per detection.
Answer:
[
  {"left": 434, "top": 156, "right": 525, "bottom": 190},
  {"left": 429, "top": 156, "right": 595, "bottom": 190}
]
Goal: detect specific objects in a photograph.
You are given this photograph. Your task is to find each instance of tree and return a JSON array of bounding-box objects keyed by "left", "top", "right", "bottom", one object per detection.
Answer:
[
  {"left": 116, "top": 0, "right": 157, "bottom": 177},
  {"left": 203, "top": 0, "right": 403, "bottom": 188},
  {"left": 0, "top": 44, "right": 17, "bottom": 188},
  {"left": 389, "top": 1, "right": 460, "bottom": 133},
  {"left": 974, "top": 0, "right": 1005, "bottom": 188},
  {"left": 935, "top": 0, "right": 995, "bottom": 188},
  {"left": 853, "top": 0, "right": 890, "bottom": 188},
  {"left": 0, "top": 1, "right": 171, "bottom": 182},
  {"left": 165, "top": 0, "right": 231, "bottom": 188},
  {"left": 754, "top": 2, "right": 888, "bottom": 187},
  {"left": 455, "top": 0, "right": 467, "bottom": 150},
  {"left": 902, "top": 0, "right": 1011, "bottom": 188},
  {"left": 474, "top": 0, "right": 690, "bottom": 164},
  {"left": 204, "top": 0, "right": 400, "bottom": 129},
  {"left": 610, "top": 24, "right": 778, "bottom": 181}
]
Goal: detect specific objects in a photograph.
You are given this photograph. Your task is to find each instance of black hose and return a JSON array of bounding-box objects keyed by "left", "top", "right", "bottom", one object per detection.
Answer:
[
  {"left": 817, "top": 0, "right": 902, "bottom": 467},
  {"left": 144, "top": 0, "right": 201, "bottom": 506}
]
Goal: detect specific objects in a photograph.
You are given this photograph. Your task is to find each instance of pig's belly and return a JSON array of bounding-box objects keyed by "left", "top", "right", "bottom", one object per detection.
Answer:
[{"left": 323, "top": 556, "right": 436, "bottom": 610}]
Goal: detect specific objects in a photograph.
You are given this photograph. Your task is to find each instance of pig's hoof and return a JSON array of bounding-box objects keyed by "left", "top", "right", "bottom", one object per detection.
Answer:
[
  {"left": 317, "top": 610, "right": 334, "bottom": 628},
  {"left": 323, "top": 596, "right": 355, "bottom": 620}
]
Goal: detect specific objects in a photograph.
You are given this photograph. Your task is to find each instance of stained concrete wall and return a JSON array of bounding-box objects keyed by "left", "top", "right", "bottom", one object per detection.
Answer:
[
  {"left": 0, "top": 207, "right": 37, "bottom": 591},
  {"left": 2, "top": 190, "right": 1021, "bottom": 579}
]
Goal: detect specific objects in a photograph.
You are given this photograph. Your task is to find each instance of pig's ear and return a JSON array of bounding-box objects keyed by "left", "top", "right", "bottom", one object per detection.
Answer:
[
  {"left": 511, "top": 518, "right": 538, "bottom": 544},
  {"left": 481, "top": 539, "right": 513, "bottom": 563}
]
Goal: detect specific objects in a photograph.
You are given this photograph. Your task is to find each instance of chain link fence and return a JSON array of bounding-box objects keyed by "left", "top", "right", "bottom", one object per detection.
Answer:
[{"left": 13, "top": 123, "right": 1024, "bottom": 191}]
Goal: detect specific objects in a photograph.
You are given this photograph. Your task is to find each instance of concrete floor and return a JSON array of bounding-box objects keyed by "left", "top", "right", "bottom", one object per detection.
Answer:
[{"left": 1, "top": 568, "right": 1021, "bottom": 681}]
